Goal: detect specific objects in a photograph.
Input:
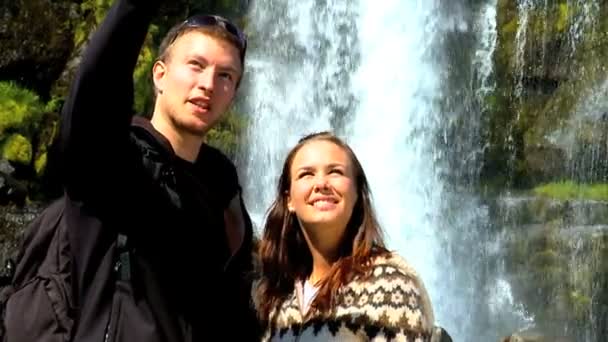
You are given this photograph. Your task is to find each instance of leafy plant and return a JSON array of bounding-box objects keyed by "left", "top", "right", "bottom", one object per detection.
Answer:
[
  {"left": 534, "top": 181, "right": 608, "bottom": 201},
  {"left": 0, "top": 82, "right": 45, "bottom": 136}
]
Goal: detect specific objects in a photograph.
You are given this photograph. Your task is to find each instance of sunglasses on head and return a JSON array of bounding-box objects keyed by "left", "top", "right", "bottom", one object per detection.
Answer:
[{"left": 182, "top": 14, "right": 248, "bottom": 59}]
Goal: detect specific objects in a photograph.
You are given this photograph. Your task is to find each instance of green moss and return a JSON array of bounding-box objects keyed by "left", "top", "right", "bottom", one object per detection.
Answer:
[
  {"left": 495, "top": 17, "right": 518, "bottom": 70},
  {"left": 533, "top": 181, "right": 608, "bottom": 201},
  {"left": 74, "top": 0, "right": 114, "bottom": 46},
  {"left": 2, "top": 134, "right": 33, "bottom": 165},
  {"left": 204, "top": 109, "right": 247, "bottom": 160},
  {"left": 0, "top": 82, "right": 44, "bottom": 135},
  {"left": 44, "top": 96, "right": 63, "bottom": 114},
  {"left": 530, "top": 249, "right": 560, "bottom": 267},
  {"left": 556, "top": 3, "right": 570, "bottom": 32},
  {"left": 34, "top": 152, "right": 47, "bottom": 177},
  {"left": 503, "top": 17, "right": 519, "bottom": 35},
  {"left": 133, "top": 26, "right": 159, "bottom": 115},
  {"left": 570, "top": 290, "right": 591, "bottom": 318}
]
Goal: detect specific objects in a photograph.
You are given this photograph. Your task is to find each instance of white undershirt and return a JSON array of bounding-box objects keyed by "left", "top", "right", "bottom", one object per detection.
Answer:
[{"left": 301, "top": 280, "right": 319, "bottom": 314}]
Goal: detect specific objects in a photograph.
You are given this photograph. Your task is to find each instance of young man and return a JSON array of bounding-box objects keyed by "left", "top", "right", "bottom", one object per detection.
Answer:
[{"left": 58, "top": 0, "right": 258, "bottom": 340}]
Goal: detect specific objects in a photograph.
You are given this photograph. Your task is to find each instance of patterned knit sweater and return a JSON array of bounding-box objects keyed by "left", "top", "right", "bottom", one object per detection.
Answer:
[{"left": 258, "top": 253, "right": 435, "bottom": 341}]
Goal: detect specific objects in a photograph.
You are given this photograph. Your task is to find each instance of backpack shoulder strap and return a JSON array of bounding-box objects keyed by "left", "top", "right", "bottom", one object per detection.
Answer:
[{"left": 116, "top": 233, "right": 131, "bottom": 282}]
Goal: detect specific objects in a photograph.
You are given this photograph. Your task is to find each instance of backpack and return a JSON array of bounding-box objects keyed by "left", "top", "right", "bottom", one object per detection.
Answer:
[{"left": 0, "top": 195, "right": 130, "bottom": 342}]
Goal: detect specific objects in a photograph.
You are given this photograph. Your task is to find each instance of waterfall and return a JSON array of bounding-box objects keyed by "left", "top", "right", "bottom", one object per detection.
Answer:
[
  {"left": 241, "top": 0, "right": 488, "bottom": 340},
  {"left": 514, "top": 0, "right": 532, "bottom": 100},
  {"left": 346, "top": 0, "right": 444, "bottom": 333},
  {"left": 240, "top": 0, "right": 605, "bottom": 341},
  {"left": 474, "top": 0, "right": 498, "bottom": 101},
  {"left": 240, "top": 0, "right": 357, "bottom": 222}
]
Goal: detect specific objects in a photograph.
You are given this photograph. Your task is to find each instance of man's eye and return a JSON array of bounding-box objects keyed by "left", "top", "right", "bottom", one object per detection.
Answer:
[
  {"left": 189, "top": 60, "right": 204, "bottom": 69},
  {"left": 219, "top": 72, "right": 234, "bottom": 81}
]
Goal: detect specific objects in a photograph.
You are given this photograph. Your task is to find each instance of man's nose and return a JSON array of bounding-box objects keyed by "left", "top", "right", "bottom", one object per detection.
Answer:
[{"left": 198, "top": 67, "right": 216, "bottom": 93}]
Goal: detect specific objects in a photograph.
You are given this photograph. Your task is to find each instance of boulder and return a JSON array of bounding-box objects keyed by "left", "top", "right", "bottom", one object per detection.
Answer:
[{"left": 500, "top": 330, "right": 572, "bottom": 342}]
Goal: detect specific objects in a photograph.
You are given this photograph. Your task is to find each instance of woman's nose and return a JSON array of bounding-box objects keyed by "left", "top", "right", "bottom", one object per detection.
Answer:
[{"left": 313, "top": 176, "right": 330, "bottom": 192}]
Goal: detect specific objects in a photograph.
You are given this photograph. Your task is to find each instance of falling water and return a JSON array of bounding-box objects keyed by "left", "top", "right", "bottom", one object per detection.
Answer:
[
  {"left": 242, "top": 0, "right": 454, "bottom": 331},
  {"left": 239, "top": 0, "right": 358, "bottom": 221},
  {"left": 474, "top": 0, "right": 498, "bottom": 100},
  {"left": 514, "top": 0, "right": 532, "bottom": 100},
  {"left": 240, "top": 0, "right": 604, "bottom": 341},
  {"left": 346, "top": 0, "right": 445, "bottom": 333},
  {"left": 489, "top": 0, "right": 606, "bottom": 340},
  {"left": 241, "top": 0, "right": 492, "bottom": 340}
]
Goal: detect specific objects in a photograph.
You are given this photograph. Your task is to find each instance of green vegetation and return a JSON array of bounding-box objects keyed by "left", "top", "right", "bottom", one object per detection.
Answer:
[
  {"left": 2, "top": 134, "right": 33, "bottom": 165},
  {"left": 506, "top": 220, "right": 597, "bottom": 332},
  {"left": 486, "top": 0, "right": 608, "bottom": 189},
  {"left": 205, "top": 109, "right": 247, "bottom": 161},
  {"left": 0, "top": 81, "right": 60, "bottom": 194},
  {"left": 134, "top": 25, "right": 159, "bottom": 116},
  {"left": 34, "top": 152, "right": 48, "bottom": 177},
  {"left": 74, "top": 0, "right": 114, "bottom": 46},
  {"left": 0, "top": 82, "right": 46, "bottom": 136},
  {"left": 533, "top": 181, "right": 608, "bottom": 201},
  {"left": 556, "top": 3, "right": 570, "bottom": 32},
  {"left": 0, "top": 0, "right": 250, "bottom": 202}
]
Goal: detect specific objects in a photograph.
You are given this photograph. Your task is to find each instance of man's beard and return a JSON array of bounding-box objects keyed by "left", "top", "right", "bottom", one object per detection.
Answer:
[{"left": 170, "top": 112, "right": 209, "bottom": 137}]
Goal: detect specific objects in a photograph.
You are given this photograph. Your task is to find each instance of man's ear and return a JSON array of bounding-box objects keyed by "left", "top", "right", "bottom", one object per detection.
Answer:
[{"left": 152, "top": 60, "right": 167, "bottom": 94}]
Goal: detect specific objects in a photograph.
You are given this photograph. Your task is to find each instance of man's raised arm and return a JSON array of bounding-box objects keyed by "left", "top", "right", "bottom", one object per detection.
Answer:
[{"left": 59, "top": 0, "right": 161, "bottom": 200}]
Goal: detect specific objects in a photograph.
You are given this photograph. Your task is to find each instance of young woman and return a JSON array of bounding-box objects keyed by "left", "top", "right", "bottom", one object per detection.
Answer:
[{"left": 254, "top": 131, "right": 436, "bottom": 341}]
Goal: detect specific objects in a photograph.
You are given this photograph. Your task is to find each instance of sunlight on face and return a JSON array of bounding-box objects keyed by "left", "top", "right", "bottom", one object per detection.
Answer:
[
  {"left": 287, "top": 140, "right": 358, "bottom": 244},
  {"left": 153, "top": 32, "right": 241, "bottom": 136}
]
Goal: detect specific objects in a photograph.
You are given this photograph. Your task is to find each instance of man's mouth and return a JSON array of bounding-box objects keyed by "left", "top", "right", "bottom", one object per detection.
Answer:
[{"left": 189, "top": 99, "right": 211, "bottom": 112}]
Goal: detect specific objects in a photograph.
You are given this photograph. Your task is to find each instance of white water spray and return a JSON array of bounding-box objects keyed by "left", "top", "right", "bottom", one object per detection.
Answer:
[
  {"left": 347, "top": 0, "right": 445, "bottom": 330},
  {"left": 241, "top": 0, "right": 358, "bottom": 222},
  {"left": 241, "top": 0, "right": 496, "bottom": 341}
]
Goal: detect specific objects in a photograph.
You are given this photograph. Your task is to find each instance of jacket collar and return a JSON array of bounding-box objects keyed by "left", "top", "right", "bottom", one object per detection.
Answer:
[
  {"left": 131, "top": 115, "right": 176, "bottom": 156},
  {"left": 131, "top": 116, "right": 212, "bottom": 167}
]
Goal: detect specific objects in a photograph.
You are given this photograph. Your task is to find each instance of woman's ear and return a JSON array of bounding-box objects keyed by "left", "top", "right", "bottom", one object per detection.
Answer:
[
  {"left": 286, "top": 191, "right": 295, "bottom": 213},
  {"left": 286, "top": 198, "right": 295, "bottom": 213}
]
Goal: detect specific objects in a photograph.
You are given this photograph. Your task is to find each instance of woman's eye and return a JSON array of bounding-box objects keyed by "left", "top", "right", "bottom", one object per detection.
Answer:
[
  {"left": 298, "top": 171, "right": 313, "bottom": 179},
  {"left": 330, "top": 168, "right": 343, "bottom": 175}
]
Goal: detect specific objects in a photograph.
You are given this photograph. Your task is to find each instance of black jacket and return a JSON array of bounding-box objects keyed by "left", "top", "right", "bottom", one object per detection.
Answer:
[{"left": 58, "top": 0, "right": 259, "bottom": 340}]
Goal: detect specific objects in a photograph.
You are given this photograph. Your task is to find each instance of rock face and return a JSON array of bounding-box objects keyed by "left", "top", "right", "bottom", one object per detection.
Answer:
[
  {"left": 500, "top": 330, "right": 571, "bottom": 342},
  {"left": 0, "top": 0, "right": 76, "bottom": 100},
  {"left": 484, "top": 0, "right": 608, "bottom": 187},
  {"left": 492, "top": 193, "right": 607, "bottom": 341},
  {"left": 0, "top": 203, "right": 42, "bottom": 274}
]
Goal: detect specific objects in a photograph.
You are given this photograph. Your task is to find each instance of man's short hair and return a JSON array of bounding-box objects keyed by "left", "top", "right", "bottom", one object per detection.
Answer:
[{"left": 157, "top": 16, "right": 247, "bottom": 72}]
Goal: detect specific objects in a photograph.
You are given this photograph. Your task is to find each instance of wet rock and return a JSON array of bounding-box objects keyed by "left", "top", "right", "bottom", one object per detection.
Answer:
[
  {"left": 0, "top": 171, "right": 26, "bottom": 207},
  {"left": 494, "top": 194, "right": 608, "bottom": 227},
  {"left": 500, "top": 330, "right": 572, "bottom": 342},
  {"left": 0, "top": 159, "right": 14, "bottom": 175},
  {"left": 0, "top": 203, "right": 42, "bottom": 272}
]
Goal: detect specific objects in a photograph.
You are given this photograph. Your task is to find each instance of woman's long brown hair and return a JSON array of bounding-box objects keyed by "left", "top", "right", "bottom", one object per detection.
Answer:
[{"left": 255, "top": 131, "right": 389, "bottom": 320}]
